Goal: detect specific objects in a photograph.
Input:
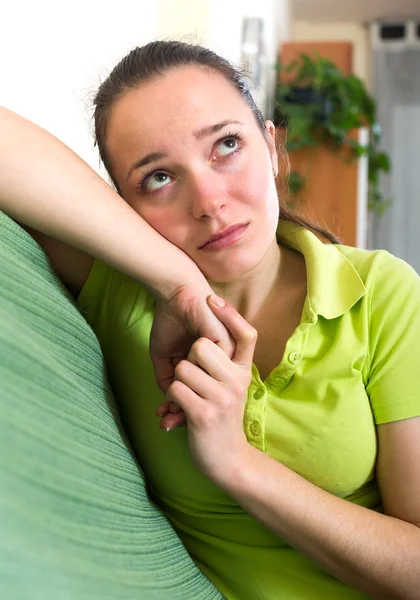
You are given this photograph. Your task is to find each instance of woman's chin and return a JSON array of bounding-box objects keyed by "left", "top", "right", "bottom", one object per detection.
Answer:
[{"left": 199, "top": 258, "right": 259, "bottom": 285}]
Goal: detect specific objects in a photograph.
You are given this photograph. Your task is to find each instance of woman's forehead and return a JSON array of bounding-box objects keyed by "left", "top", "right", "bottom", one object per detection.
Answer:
[{"left": 108, "top": 66, "right": 251, "bottom": 139}]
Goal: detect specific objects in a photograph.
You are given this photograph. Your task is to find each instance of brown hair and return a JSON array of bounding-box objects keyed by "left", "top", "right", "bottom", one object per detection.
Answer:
[{"left": 93, "top": 40, "right": 340, "bottom": 244}]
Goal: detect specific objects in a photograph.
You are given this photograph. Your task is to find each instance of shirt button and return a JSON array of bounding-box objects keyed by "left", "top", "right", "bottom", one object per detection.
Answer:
[
  {"left": 288, "top": 351, "right": 301, "bottom": 364},
  {"left": 253, "top": 388, "right": 265, "bottom": 400},
  {"left": 274, "top": 376, "right": 285, "bottom": 384},
  {"left": 250, "top": 421, "right": 261, "bottom": 437}
]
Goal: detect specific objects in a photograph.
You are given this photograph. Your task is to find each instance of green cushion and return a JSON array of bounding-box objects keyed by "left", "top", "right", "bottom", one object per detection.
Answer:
[{"left": 0, "top": 211, "right": 222, "bottom": 600}]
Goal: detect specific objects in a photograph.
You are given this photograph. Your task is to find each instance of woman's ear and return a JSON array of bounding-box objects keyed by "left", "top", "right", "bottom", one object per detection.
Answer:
[{"left": 265, "top": 120, "right": 278, "bottom": 178}]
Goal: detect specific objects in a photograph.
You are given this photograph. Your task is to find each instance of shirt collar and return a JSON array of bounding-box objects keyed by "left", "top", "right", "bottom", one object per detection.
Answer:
[{"left": 277, "top": 220, "right": 366, "bottom": 320}]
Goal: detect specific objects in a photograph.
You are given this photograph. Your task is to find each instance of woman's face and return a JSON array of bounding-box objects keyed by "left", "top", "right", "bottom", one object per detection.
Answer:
[{"left": 106, "top": 66, "right": 280, "bottom": 283}]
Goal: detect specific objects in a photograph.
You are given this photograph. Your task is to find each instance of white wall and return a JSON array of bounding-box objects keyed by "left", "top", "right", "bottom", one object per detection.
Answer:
[
  {"left": 1, "top": 1, "right": 157, "bottom": 174},
  {"left": 2, "top": 0, "right": 289, "bottom": 175},
  {"left": 292, "top": 20, "right": 370, "bottom": 87}
]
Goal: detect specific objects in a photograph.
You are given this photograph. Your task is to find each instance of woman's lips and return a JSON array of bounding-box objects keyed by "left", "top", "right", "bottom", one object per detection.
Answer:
[{"left": 199, "top": 223, "right": 249, "bottom": 251}]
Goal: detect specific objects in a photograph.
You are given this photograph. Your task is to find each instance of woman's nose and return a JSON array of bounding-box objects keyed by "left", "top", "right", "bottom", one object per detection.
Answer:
[{"left": 189, "top": 174, "right": 226, "bottom": 220}]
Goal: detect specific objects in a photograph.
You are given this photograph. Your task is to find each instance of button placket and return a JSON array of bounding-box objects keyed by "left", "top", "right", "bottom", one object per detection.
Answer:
[
  {"left": 244, "top": 383, "right": 266, "bottom": 450},
  {"left": 268, "top": 323, "right": 313, "bottom": 390},
  {"left": 253, "top": 387, "right": 265, "bottom": 400},
  {"left": 249, "top": 420, "right": 261, "bottom": 437},
  {"left": 288, "top": 351, "right": 301, "bottom": 365}
]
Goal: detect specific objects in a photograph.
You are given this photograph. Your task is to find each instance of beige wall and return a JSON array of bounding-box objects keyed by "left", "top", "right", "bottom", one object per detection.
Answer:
[
  {"left": 157, "top": 0, "right": 211, "bottom": 43},
  {"left": 156, "top": 0, "right": 291, "bottom": 117},
  {"left": 292, "top": 20, "right": 371, "bottom": 87}
]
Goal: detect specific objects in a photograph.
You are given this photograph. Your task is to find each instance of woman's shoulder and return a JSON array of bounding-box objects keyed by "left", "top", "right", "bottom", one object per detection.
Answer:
[{"left": 334, "top": 244, "right": 419, "bottom": 296}]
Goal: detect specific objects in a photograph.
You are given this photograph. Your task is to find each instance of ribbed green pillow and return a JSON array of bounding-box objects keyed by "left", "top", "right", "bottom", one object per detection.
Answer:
[{"left": 0, "top": 211, "right": 222, "bottom": 600}]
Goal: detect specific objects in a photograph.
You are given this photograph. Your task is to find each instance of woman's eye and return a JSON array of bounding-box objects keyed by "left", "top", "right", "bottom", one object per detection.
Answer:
[
  {"left": 217, "top": 137, "right": 239, "bottom": 157},
  {"left": 144, "top": 172, "right": 171, "bottom": 191}
]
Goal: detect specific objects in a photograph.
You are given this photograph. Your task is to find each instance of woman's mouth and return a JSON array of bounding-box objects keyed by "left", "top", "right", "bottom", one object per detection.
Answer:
[{"left": 199, "top": 223, "right": 249, "bottom": 251}]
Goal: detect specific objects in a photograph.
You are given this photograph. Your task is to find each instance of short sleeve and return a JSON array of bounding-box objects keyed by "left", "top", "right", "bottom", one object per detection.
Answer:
[
  {"left": 366, "top": 251, "right": 420, "bottom": 424},
  {"left": 76, "top": 259, "right": 155, "bottom": 348}
]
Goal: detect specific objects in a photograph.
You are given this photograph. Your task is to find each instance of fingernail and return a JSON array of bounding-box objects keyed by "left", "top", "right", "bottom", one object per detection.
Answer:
[
  {"left": 165, "top": 426, "right": 172, "bottom": 432},
  {"left": 210, "top": 294, "right": 225, "bottom": 308}
]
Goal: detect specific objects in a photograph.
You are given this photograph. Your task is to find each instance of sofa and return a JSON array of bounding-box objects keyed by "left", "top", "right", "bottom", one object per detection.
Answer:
[{"left": 0, "top": 211, "right": 223, "bottom": 599}]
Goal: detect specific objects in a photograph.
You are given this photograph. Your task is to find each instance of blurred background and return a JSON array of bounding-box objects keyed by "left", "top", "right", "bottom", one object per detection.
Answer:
[{"left": 2, "top": 0, "right": 419, "bottom": 270}]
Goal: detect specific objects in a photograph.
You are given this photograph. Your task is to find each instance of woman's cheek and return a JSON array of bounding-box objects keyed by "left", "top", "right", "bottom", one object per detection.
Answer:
[{"left": 144, "top": 211, "right": 191, "bottom": 251}]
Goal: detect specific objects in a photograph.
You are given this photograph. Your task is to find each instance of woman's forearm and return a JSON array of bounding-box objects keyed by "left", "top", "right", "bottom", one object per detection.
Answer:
[
  {"left": 221, "top": 446, "right": 420, "bottom": 600},
  {"left": 0, "top": 106, "right": 201, "bottom": 300}
]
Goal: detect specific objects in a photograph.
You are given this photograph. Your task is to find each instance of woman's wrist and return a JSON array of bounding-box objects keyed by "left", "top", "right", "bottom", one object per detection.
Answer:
[
  {"left": 207, "top": 442, "right": 256, "bottom": 492},
  {"left": 143, "top": 243, "right": 210, "bottom": 304}
]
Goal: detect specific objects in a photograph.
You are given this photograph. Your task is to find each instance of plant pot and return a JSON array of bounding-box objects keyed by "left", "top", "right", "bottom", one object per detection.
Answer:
[{"left": 276, "top": 86, "right": 334, "bottom": 127}]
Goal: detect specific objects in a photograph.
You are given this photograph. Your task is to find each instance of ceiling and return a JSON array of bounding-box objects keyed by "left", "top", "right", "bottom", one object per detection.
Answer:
[{"left": 292, "top": 0, "right": 420, "bottom": 23}]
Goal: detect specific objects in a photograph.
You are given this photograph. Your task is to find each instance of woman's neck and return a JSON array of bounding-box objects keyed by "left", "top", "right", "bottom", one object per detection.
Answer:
[{"left": 210, "top": 241, "right": 305, "bottom": 324}]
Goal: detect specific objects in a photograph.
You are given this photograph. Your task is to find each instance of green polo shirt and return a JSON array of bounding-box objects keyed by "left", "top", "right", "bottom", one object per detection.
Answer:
[{"left": 77, "top": 220, "right": 420, "bottom": 600}]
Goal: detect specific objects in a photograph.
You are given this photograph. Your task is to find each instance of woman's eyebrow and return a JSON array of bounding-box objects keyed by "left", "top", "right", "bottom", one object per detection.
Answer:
[
  {"left": 193, "top": 120, "right": 243, "bottom": 140},
  {"left": 127, "top": 151, "right": 166, "bottom": 182},
  {"left": 126, "top": 120, "right": 243, "bottom": 182}
]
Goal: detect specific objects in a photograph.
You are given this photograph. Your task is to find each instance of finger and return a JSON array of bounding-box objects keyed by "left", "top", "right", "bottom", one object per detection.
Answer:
[
  {"left": 156, "top": 400, "right": 171, "bottom": 417},
  {"left": 167, "top": 379, "right": 204, "bottom": 421},
  {"left": 151, "top": 353, "right": 187, "bottom": 395},
  {"left": 187, "top": 337, "right": 236, "bottom": 383},
  {"left": 214, "top": 326, "right": 236, "bottom": 359},
  {"left": 159, "top": 409, "right": 187, "bottom": 430},
  {"left": 198, "top": 304, "right": 236, "bottom": 359},
  {"left": 156, "top": 399, "right": 182, "bottom": 417},
  {"left": 174, "top": 358, "right": 220, "bottom": 399},
  {"left": 151, "top": 355, "right": 175, "bottom": 394},
  {"left": 207, "top": 295, "right": 257, "bottom": 367}
]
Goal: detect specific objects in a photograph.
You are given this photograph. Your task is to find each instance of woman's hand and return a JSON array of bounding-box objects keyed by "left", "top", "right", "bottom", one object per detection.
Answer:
[
  {"left": 157, "top": 294, "right": 257, "bottom": 483},
  {"left": 151, "top": 284, "right": 236, "bottom": 428}
]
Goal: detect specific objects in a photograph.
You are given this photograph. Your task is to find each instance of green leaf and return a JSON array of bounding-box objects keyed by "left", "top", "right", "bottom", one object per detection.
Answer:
[
  {"left": 375, "top": 152, "right": 391, "bottom": 172},
  {"left": 288, "top": 170, "right": 306, "bottom": 195},
  {"left": 274, "top": 51, "right": 392, "bottom": 214}
]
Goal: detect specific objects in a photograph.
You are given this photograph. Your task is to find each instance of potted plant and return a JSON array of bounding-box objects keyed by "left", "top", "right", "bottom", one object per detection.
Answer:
[{"left": 275, "top": 53, "right": 391, "bottom": 214}]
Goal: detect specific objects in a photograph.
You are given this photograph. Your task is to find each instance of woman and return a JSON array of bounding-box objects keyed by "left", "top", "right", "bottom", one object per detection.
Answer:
[{"left": 1, "top": 41, "right": 419, "bottom": 600}]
